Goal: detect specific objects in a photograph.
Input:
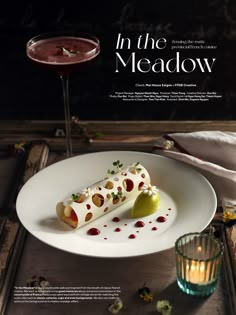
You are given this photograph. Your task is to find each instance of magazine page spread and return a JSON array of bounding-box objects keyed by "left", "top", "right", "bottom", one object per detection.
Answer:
[{"left": 0, "top": 1, "right": 235, "bottom": 315}]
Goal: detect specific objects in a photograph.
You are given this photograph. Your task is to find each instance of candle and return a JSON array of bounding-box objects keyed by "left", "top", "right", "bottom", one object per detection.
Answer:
[
  {"left": 175, "top": 232, "right": 223, "bottom": 296},
  {"left": 185, "top": 245, "right": 212, "bottom": 284},
  {"left": 185, "top": 261, "right": 209, "bottom": 284}
]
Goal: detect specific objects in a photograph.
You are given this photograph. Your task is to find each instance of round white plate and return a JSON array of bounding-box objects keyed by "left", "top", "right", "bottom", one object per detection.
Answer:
[{"left": 16, "top": 151, "right": 217, "bottom": 258}]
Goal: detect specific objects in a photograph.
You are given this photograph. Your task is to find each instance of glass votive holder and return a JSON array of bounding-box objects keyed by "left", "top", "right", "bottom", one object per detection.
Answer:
[{"left": 175, "top": 232, "right": 224, "bottom": 296}]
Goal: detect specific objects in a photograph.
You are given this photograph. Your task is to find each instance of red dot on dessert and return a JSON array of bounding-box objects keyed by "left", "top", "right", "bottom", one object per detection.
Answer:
[
  {"left": 166, "top": 214, "right": 169, "bottom": 216},
  {"left": 86, "top": 204, "right": 91, "bottom": 210},
  {"left": 104, "top": 224, "right": 107, "bottom": 227},
  {"left": 138, "top": 182, "right": 144, "bottom": 190},
  {"left": 104, "top": 237, "right": 107, "bottom": 240},
  {"left": 124, "top": 223, "right": 128, "bottom": 226},
  {"left": 152, "top": 227, "right": 158, "bottom": 231},
  {"left": 115, "top": 227, "right": 121, "bottom": 232},
  {"left": 168, "top": 208, "right": 172, "bottom": 210},
  {"left": 112, "top": 217, "right": 120, "bottom": 222},
  {"left": 149, "top": 221, "right": 152, "bottom": 224},
  {"left": 70, "top": 210, "right": 78, "bottom": 221},
  {"left": 123, "top": 179, "right": 134, "bottom": 192},
  {"left": 136, "top": 231, "right": 140, "bottom": 233},
  {"left": 129, "top": 234, "right": 136, "bottom": 239},
  {"left": 141, "top": 173, "right": 145, "bottom": 178}
]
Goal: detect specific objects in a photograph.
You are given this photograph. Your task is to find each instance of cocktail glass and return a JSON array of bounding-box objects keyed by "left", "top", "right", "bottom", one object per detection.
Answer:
[{"left": 26, "top": 31, "right": 100, "bottom": 157}]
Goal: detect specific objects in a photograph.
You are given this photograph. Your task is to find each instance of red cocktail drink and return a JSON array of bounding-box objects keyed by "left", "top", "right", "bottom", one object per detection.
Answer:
[
  {"left": 26, "top": 32, "right": 100, "bottom": 157},
  {"left": 27, "top": 36, "right": 100, "bottom": 76}
]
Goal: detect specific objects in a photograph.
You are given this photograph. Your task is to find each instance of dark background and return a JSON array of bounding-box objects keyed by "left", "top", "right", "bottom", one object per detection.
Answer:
[{"left": 0, "top": 0, "right": 235, "bottom": 121}]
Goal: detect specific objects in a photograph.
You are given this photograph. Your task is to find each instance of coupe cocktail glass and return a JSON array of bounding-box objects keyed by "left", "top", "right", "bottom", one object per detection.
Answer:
[{"left": 26, "top": 31, "right": 100, "bottom": 157}]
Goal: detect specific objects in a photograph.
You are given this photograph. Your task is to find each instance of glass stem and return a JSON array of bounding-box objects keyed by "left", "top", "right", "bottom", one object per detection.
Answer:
[{"left": 60, "top": 75, "right": 72, "bottom": 157}]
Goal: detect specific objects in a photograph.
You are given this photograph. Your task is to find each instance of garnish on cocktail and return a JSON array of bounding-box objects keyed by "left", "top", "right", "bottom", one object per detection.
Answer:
[{"left": 56, "top": 46, "right": 79, "bottom": 57}]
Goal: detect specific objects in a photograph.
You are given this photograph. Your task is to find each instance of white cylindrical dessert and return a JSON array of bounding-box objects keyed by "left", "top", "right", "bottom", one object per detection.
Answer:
[{"left": 56, "top": 163, "right": 150, "bottom": 229}]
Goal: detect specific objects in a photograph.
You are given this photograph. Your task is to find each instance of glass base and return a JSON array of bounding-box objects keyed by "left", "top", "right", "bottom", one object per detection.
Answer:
[{"left": 177, "top": 277, "right": 217, "bottom": 296}]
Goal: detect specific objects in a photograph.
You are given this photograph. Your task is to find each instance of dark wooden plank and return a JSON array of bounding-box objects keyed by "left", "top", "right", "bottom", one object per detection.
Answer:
[
  {"left": 0, "top": 143, "right": 49, "bottom": 315},
  {"left": 1, "top": 120, "right": 236, "bottom": 153},
  {"left": 0, "top": 120, "right": 236, "bottom": 137}
]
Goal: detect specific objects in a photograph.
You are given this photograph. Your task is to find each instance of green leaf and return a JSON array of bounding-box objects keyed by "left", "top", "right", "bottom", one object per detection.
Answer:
[
  {"left": 113, "top": 160, "right": 120, "bottom": 166},
  {"left": 111, "top": 190, "right": 123, "bottom": 199},
  {"left": 72, "top": 193, "right": 78, "bottom": 201}
]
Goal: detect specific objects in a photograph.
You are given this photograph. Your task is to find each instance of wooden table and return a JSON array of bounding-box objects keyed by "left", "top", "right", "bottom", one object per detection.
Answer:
[{"left": 0, "top": 120, "right": 236, "bottom": 315}]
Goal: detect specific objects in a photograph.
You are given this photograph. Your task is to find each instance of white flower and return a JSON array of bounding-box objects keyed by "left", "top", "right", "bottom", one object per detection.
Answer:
[
  {"left": 163, "top": 140, "right": 174, "bottom": 150},
  {"left": 142, "top": 184, "right": 159, "bottom": 196},
  {"left": 108, "top": 297, "right": 123, "bottom": 313},
  {"left": 81, "top": 187, "right": 91, "bottom": 197},
  {"left": 39, "top": 280, "right": 50, "bottom": 288},
  {"left": 156, "top": 300, "right": 172, "bottom": 315}
]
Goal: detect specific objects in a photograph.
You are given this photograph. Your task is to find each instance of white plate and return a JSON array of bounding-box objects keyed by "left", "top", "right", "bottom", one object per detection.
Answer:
[{"left": 16, "top": 151, "right": 217, "bottom": 258}]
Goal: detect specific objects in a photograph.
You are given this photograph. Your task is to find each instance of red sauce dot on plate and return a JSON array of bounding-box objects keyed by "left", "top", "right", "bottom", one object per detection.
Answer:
[
  {"left": 166, "top": 214, "right": 169, "bottom": 216},
  {"left": 141, "top": 173, "right": 145, "bottom": 178},
  {"left": 135, "top": 221, "right": 145, "bottom": 227},
  {"left": 124, "top": 223, "right": 128, "bottom": 226},
  {"left": 152, "top": 227, "right": 158, "bottom": 231},
  {"left": 104, "top": 237, "right": 107, "bottom": 240},
  {"left": 112, "top": 217, "right": 120, "bottom": 222},
  {"left": 104, "top": 224, "right": 107, "bottom": 227},
  {"left": 86, "top": 204, "right": 91, "bottom": 210},
  {"left": 149, "top": 221, "right": 152, "bottom": 224},
  {"left": 156, "top": 216, "right": 166, "bottom": 223},
  {"left": 129, "top": 234, "right": 136, "bottom": 239},
  {"left": 87, "top": 228, "right": 100, "bottom": 235},
  {"left": 168, "top": 208, "right": 172, "bottom": 210},
  {"left": 115, "top": 227, "right": 121, "bottom": 232}
]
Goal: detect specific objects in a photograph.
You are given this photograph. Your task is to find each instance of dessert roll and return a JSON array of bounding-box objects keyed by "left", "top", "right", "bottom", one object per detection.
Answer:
[{"left": 56, "top": 163, "right": 150, "bottom": 229}]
